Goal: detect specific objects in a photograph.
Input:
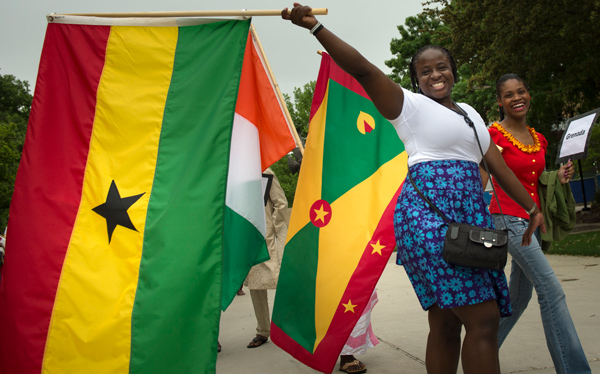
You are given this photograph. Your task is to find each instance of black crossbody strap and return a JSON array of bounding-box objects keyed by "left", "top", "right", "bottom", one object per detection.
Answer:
[
  {"left": 407, "top": 172, "right": 451, "bottom": 224},
  {"left": 407, "top": 103, "right": 508, "bottom": 230}
]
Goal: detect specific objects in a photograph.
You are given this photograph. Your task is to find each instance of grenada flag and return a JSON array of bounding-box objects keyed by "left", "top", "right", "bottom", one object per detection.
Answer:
[
  {"left": 271, "top": 52, "right": 407, "bottom": 373},
  {"left": 0, "top": 16, "right": 293, "bottom": 374}
]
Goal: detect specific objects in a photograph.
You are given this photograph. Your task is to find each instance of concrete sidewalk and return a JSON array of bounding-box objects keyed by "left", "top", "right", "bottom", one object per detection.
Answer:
[{"left": 217, "top": 254, "right": 600, "bottom": 373}]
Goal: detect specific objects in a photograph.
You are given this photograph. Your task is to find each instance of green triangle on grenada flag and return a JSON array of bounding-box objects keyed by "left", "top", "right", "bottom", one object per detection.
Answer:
[{"left": 271, "top": 52, "right": 408, "bottom": 373}]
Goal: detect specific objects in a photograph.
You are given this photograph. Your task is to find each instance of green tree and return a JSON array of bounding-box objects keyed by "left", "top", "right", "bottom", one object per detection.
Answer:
[
  {"left": 283, "top": 80, "right": 315, "bottom": 139},
  {"left": 0, "top": 74, "right": 32, "bottom": 228},
  {"left": 270, "top": 157, "right": 298, "bottom": 206},
  {"left": 451, "top": 64, "right": 498, "bottom": 125},
  {"left": 428, "top": 0, "right": 600, "bottom": 166}
]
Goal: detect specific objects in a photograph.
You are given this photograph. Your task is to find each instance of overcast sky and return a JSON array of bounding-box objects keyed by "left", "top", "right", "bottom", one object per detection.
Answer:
[{"left": 1, "top": 1, "right": 424, "bottom": 96}]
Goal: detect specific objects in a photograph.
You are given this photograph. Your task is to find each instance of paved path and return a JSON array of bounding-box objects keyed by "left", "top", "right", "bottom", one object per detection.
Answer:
[{"left": 217, "top": 254, "right": 600, "bottom": 373}]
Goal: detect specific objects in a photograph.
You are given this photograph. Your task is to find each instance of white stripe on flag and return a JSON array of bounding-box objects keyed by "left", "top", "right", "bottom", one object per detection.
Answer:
[{"left": 226, "top": 113, "right": 267, "bottom": 237}]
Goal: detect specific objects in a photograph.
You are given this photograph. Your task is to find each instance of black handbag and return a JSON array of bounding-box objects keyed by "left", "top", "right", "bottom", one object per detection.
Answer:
[{"left": 406, "top": 103, "right": 509, "bottom": 270}]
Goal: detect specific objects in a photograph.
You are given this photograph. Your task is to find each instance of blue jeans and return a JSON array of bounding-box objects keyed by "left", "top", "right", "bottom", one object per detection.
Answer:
[{"left": 494, "top": 214, "right": 590, "bottom": 374}]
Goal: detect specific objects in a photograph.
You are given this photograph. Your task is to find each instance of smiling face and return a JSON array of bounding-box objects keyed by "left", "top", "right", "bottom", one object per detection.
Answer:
[
  {"left": 414, "top": 48, "right": 455, "bottom": 106},
  {"left": 497, "top": 78, "right": 531, "bottom": 120}
]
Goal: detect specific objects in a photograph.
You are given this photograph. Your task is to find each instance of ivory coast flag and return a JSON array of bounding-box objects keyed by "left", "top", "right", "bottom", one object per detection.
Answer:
[
  {"left": 271, "top": 53, "right": 408, "bottom": 373},
  {"left": 222, "top": 29, "right": 296, "bottom": 309},
  {"left": 0, "top": 16, "right": 291, "bottom": 374}
]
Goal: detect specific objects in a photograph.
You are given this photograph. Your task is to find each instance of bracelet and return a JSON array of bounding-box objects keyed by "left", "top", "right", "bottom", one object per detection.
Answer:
[
  {"left": 526, "top": 204, "right": 538, "bottom": 215},
  {"left": 310, "top": 22, "right": 324, "bottom": 35}
]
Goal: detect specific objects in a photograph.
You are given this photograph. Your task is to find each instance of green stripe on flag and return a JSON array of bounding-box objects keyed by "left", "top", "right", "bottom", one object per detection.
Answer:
[
  {"left": 222, "top": 205, "right": 269, "bottom": 309},
  {"left": 130, "top": 20, "right": 250, "bottom": 374},
  {"left": 271, "top": 223, "right": 320, "bottom": 352},
  {"left": 321, "top": 81, "right": 403, "bottom": 203}
]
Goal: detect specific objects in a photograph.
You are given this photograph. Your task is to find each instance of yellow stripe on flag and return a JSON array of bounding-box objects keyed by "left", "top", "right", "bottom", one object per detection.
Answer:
[
  {"left": 313, "top": 152, "right": 408, "bottom": 350},
  {"left": 285, "top": 84, "right": 330, "bottom": 242},
  {"left": 42, "top": 26, "right": 178, "bottom": 373}
]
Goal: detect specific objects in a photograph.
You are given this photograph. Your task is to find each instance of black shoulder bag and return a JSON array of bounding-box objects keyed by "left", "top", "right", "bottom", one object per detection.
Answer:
[{"left": 407, "top": 104, "right": 509, "bottom": 270}]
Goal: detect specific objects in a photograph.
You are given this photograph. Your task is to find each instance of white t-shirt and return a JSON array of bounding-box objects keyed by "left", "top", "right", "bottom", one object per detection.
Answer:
[{"left": 389, "top": 88, "right": 491, "bottom": 167}]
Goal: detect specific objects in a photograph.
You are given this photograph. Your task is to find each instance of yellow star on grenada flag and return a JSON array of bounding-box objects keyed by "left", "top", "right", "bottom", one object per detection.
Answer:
[
  {"left": 342, "top": 300, "right": 357, "bottom": 313},
  {"left": 313, "top": 204, "right": 329, "bottom": 223},
  {"left": 370, "top": 240, "right": 385, "bottom": 255}
]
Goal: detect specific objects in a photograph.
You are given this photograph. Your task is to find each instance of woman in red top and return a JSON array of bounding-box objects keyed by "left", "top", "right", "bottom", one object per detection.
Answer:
[{"left": 488, "top": 74, "right": 590, "bottom": 373}]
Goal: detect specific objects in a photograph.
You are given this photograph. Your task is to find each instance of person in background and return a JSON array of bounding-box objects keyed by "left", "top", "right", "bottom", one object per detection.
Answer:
[
  {"left": 281, "top": 4, "right": 544, "bottom": 373},
  {"left": 338, "top": 290, "right": 379, "bottom": 374},
  {"left": 245, "top": 167, "right": 288, "bottom": 348},
  {"left": 485, "top": 73, "right": 590, "bottom": 374}
]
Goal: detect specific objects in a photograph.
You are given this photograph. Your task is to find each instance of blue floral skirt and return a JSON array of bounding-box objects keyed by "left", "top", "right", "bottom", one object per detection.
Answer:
[{"left": 393, "top": 160, "right": 511, "bottom": 317}]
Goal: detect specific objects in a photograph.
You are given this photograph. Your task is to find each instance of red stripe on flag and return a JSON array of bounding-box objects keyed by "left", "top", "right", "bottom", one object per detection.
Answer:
[
  {"left": 0, "top": 23, "right": 110, "bottom": 374},
  {"left": 309, "top": 53, "right": 370, "bottom": 121}
]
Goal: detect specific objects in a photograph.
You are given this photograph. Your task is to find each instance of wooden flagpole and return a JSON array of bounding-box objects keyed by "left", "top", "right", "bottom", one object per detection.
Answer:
[
  {"left": 58, "top": 9, "right": 327, "bottom": 18},
  {"left": 250, "top": 24, "right": 305, "bottom": 155}
]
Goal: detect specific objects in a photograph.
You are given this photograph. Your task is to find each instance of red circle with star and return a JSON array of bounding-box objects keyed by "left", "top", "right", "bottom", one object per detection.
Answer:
[{"left": 310, "top": 199, "right": 332, "bottom": 228}]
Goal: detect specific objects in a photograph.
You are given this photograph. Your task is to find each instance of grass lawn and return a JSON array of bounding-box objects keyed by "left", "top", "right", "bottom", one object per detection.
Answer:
[{"left": 548, "top": 230, "right": 600, "bottom": 257}]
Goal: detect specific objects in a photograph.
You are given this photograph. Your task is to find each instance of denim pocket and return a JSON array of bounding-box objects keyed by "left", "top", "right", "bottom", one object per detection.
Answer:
[{"left": 494, "top": 214, "right": 527, "bottom": 236}]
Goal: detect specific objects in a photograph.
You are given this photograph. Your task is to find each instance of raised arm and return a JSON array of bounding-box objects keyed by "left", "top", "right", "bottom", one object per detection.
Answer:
[
  {"left": 282, "top": 3, "right": 404, "bottom": 120},
  {"left": 483, "top": 142, "right": 546, "bottom": 245}
]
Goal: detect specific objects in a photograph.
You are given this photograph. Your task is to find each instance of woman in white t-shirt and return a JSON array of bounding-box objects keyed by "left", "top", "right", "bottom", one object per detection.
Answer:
[{"left": 282, "top": 4, "right": 545, "bottom": 373}]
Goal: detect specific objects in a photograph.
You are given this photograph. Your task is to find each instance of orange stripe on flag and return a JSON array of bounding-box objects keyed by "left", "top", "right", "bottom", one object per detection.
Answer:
[{"left": 235, "top": 32, "right": 296, "bottom": 170}]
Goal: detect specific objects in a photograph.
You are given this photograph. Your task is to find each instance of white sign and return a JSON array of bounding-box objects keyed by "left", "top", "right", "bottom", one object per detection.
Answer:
[
  {"left": 558, "top": 114, "right": 595, "bottom": 158},
  {"left": 556, "top": 108, "right": 600, "bottom": 164}
]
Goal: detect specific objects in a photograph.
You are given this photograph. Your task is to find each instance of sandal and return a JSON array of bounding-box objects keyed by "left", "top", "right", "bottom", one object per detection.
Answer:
[
  {"left": 247, "top": 335, "right": 268, "bottom": 348},
  {"left": 339, "top": 360, "right": 367, "bottom": 374}
]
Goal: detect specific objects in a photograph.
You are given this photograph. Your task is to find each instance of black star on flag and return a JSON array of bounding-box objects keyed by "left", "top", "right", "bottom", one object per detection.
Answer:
[{"left": 92, "top": 180, "right": 145, "bottom": 243}]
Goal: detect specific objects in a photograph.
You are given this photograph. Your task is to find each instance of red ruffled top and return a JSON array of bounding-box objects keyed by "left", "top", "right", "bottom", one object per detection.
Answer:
[{"left": 488, "top": 122, "right": 548, "bottom": 219}]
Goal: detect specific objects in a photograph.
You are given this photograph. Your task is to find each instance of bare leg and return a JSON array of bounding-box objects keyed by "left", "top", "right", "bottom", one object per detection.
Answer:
[
  {"left": 426, "top": 304, "right": 462, "bottom": 374},
  {"left": 452, "top": 299, "right": 500, "bottom": 374}
]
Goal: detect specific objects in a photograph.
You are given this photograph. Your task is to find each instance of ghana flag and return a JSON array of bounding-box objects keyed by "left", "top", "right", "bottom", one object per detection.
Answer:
[
  {"left": 271, "top": 53, "right": 408, "bottom": 373},
  {"left": 0, "top": 16, "right": 293, "bottom": 374}
]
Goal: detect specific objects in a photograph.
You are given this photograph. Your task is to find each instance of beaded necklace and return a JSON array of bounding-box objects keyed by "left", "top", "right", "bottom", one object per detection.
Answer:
[{"left": 491, "top": 122, "right": 540, "bottom": 154}]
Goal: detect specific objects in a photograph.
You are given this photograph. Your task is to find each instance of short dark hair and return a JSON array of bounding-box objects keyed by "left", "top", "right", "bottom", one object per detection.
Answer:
[
  {"left": 409, "top": 45, "right": 458, "bottom": 93},
  {"left": 495, "top": 74, "right": 528, "bottom": 120}
]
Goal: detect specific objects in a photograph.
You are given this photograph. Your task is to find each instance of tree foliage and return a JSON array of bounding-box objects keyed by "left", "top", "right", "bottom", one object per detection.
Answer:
[
  {"left": 270, "top": 157, "right": 298, "bottom": 206},
  {"left": 385, "top": 1, "right": 600, "bottom": 173},
  {"left": 283, "top": 80, "right": 315, "bottom": 139},
  {"left": 0, "top": 74, "right": 32, "bottom": 228},
  {"left": 425, "top": 0, "right": 600, "bottom": 169}
]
